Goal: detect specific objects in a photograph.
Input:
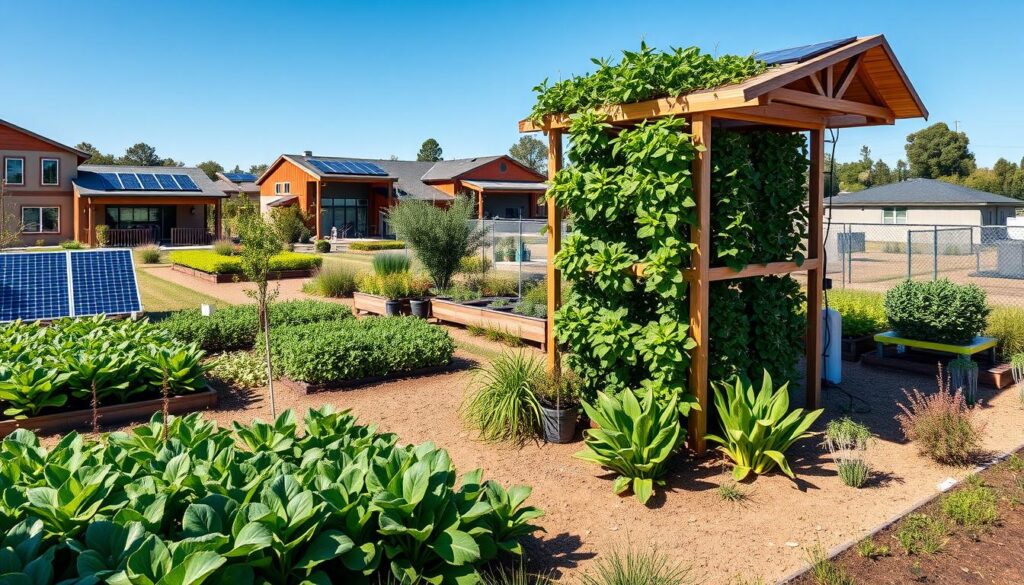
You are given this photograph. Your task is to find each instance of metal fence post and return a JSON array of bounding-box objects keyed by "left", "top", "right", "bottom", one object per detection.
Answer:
[
  {"left": 975, "top": 226, "right": 981, "bottom": 273},
  {"left": 518, "top": 219, "right": 524, "bottom": 298},
  {"left": 933, "top": 225, "right": 938, "bottom": 280},
  {"left": 906, "top": 230, "right": 912, "bottom": 280}
]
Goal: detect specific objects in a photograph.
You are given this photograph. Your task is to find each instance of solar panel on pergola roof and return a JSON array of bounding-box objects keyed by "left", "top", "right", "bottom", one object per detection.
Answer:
[
  {"left": 0, "top": 250, "right": 142, "bottom": 322},
  {"left": 755, "top": 37, "right": 858, "bottom": 66},
  {"left": 307, "top": 158, "right": 388, "bottom": 176}
]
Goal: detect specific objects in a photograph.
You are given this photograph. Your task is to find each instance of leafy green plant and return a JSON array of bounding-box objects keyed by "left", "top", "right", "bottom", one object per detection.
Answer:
[
  {"left": 884, "top": 279, "right": 990, "bottom": 344},
  {"left": 895, "top": 372, "right": 983, "bottom": 465},
  {"left": 717, "top": 482, "right": 746, "bottom": 503},
  {"left": 372, "top": 252, "right": 411, "bottom": 276},
  {"left": 463, "top": 352, "right": 543, "bottom": 445},
  {"left": 0, "top": 364, "right": 71, "bottom": 418},
  {"left": 314, "top": 239, "right": 331, "bottom": 253},
  {"left": 94, "top": 224, "right": 109, "bottom": 247},
  {"left": 941, "top": 482, "right": 998, "bottom": 532},
  {"left": 577, "top": 545, "right": 690, "bottom": 585},
  {"left": 575, "top": 387, "right": 683, "bottom": 505},
  {"left": 805, "top": 544, "right": 854, "bottom": 585},
  {"left": 986, "top": 306, "right": 1024, "bottom": 359},
  {"left": 707, "top": 370, "right": 822, "bottom": 481},
  {"left": 167, "top": 250, "right": 321, "bottom": 274},
  {"left": 60, "top": 240, "right": 84, "bottom": 250},
  {"left": 895, "top": 513, "right": 948, "bottom": 555},
  {"left": 386, "top": 195, "right": 487, "bottom": 290},
  {"left": 855, "top": 537, "right": 889, "bottom": 559},
  {"left": 207, "top": 351, "right": 268, "bottom": 388},
  {"left": 826, "top": 289, "right": 887, "bottom": 338}
]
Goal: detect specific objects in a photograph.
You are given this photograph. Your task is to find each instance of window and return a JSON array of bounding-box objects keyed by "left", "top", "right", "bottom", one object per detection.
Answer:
[
  {"left": 275, "top": 182, "right": 291, "bottom": 194},
  {"left": 882, "top": 207, "right": 907, "bottom": 224},
  {"left": 499, "top": 161, "right": 508, "bottom": 172},
  {"left": 21, "top": 207, "right": 59, "bottom": 233},
  {"left": 40, "top": 158, "right": 60, "bottom": 186},
  {"left": 4, "top": 157, "right": 24, "bottom": 186}
]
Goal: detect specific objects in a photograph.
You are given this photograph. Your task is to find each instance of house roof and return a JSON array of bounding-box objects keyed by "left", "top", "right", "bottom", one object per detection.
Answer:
[
  {"left": 0, "top": 119, "right": 91, "bottom": 163},
  {"left": 419, "top": 156, "right": 503, "bottom": 181},
  {"left": 214, "top": 172, "right": 260, "bottom": 195},
  {"left": 461, "top": 179, "right": 547, "bottom": 192},
  {"left": 830, "top": 179, "right": 1024, "bottom": 208},
  {"left": 73, "top": 165, "right": 227, "bottom": 198}
]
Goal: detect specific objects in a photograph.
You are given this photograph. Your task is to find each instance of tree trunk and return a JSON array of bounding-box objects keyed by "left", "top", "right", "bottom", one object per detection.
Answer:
[{"left": 261, "top": 301, "right": 277, "bottom": 418}]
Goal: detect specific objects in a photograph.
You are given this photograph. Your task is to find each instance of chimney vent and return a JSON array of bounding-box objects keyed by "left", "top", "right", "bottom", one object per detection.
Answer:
[{"left": 303, "top": 150, "right": 313, "bottom": 157}]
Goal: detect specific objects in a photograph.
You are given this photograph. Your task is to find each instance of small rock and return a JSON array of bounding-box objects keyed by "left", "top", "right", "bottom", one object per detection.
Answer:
[
  {"left": 785, "top": 541, "right": 800, "bottom": 548},
  {"left": 688, "top": 516, "right": 697, "bottom": 523}
]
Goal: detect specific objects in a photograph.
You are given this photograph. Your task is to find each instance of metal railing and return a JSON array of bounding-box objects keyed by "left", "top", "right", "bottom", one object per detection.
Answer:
[
  {"left": 171, "top": 228, "right": 214, "bottom": 246},
  {"left": 107, "top": 228, "right": 157, "bottom": 247}
]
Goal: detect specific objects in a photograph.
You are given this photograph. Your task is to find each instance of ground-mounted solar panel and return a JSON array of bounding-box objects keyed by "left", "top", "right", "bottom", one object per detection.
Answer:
[
  {"left": 172, "top": 174, "right": 200, "bottom": 191},
  {"left": 0, "top": 253, "right": 71, "bottom": 321},
  {"left": 118, "top": 173, "right": 143, "bottom": 190},
  {"left": 70, "top": 250, "right": 142, "bottom": 317},
  {"left": 224, "top": 172, "right": 257, "bottom": 183},
  {"left": 137, "top": 173, "right": 161, "bottom": 190},
  {"left": 155, "top": 174, "right": 181, "bottom": 190},
  {"left": 755, "top": 37, "right": 857, "bottom": 66},
  {"left": 98, "top": 173, "right": 123, "bottom": 190}
]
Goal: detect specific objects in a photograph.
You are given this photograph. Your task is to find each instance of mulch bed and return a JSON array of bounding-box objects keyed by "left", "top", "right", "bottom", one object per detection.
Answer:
[{"left": 786, "top": 448, "right": 1024, "bottom": 584}]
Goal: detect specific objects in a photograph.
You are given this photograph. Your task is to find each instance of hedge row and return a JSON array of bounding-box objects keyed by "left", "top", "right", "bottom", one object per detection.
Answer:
[
  {"left": 272, "top": 317, "right": 455, "bottom": 384},
  {"left": 158, "top": 300, "right": 353, "bottom": 352},
  {"left": 348, "top": 240, "right": 406, "bottom": 251},
  {"left": 168, "top": 250, "right": 321, "bottom": 274}
]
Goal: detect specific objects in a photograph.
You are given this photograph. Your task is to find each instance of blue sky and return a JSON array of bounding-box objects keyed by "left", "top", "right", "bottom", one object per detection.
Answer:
[{"left": 3, "top": 0, "right": 1022, "bottom": 170}]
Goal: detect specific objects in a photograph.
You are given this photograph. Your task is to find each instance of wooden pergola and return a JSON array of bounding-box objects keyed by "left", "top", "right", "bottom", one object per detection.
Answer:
[{"left": 520, "top": 35, "right": 927, "bottom": 453}]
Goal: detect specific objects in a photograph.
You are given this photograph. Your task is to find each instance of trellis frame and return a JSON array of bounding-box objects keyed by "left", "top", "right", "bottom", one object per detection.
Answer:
[{"left": 524, "top": 35, "right": 926, "bottom": 453}]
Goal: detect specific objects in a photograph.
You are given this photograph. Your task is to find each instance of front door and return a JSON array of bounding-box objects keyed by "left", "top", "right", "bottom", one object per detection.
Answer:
[{"left": 320, "top": 198, "right": 368, "bottom": 238}]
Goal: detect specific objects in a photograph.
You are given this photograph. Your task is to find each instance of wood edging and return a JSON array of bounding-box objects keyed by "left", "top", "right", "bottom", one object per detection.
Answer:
[
  {"left": 430, "top": 298, "right": 547, "bottom": 347},
  {"left": 778, "top": 440, "right": 1024, "bottom": 584},
  {"left": 861, "top": 350, "right": 1013, "bottom": 389},
  {"left": 281, "top": 361, "right": 466, "bottom": 394},
  {"left": 840, "top": 334, "right": 876, "bottom": 362},
  {"left": 171, "top": 264, "right": 316, "bottom": 283},
  {"left": 0, "top": 388, "right": 219, "bottom": 438}
]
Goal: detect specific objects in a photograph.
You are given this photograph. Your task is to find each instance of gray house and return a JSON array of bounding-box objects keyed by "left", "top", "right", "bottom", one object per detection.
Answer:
[{"left": 828, "top": 178, "right": 1024, "bottom": 227}]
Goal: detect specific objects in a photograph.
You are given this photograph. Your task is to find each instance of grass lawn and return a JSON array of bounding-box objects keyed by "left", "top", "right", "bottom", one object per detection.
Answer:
[{"left": 136, "top": 268, "right": 225, "bottom": 314}]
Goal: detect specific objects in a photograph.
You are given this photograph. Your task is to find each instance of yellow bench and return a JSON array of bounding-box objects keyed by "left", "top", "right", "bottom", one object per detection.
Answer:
[{"left": 873, "top": 331, "right": 998, "bottom": 362}]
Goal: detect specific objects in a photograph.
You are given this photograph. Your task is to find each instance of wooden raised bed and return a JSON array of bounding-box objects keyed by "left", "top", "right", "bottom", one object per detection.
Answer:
[
  {"left": 172, "top": 264, "right": 315, "bottom": 283},
  {"left": 430, "top": 298, "right": 547, "bottom": 350},
  {"left": 841, "top": 334, "right": 876, "bottom": 362},
  {"left": 0, "top": 387, "right": 219, "bottom": 438},
  {"left": 862, "top": 346, "right": 1014, "bottom": 389},
  {"left": 352, "top": 292, "right": 410, "bottom": 315}
]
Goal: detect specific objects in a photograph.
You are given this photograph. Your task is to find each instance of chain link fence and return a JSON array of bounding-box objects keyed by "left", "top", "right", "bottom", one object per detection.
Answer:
[
  {"left": 466, "top": 219, "right": 569, "bottom": 296},
  {"left": 824, "top": 222, "right": 1024, "bottom": 307}
]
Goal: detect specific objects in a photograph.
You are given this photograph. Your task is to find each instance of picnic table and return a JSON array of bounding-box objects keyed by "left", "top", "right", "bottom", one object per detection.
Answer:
[{"left": 873, "top": 331, "right": 998, "bottom": 363}]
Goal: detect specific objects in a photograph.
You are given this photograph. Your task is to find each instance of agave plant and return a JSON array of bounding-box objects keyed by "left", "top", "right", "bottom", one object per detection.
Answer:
[
  {"left": 706, "top": 370, "right": 822, "bottom": 481},
  {"left": 574, "top": 387, "right": 683, "bottom": 505}
]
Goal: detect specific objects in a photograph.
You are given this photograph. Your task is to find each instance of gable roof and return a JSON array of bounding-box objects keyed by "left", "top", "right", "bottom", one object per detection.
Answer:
[
  {"left": 419, "top": 156, "right": 504, "bottom": 181},
  {"left": 214, "top": 171, "right": 260, "bottom": 195},
  {"left": 0, "top": 119, "right": 91, "bottom": 163},
  {"left": 74, "top": 165, "right": 227, "bottom": 198},
  {"left": 830, "top": 179, "right": 1024, "bottom": 208}
]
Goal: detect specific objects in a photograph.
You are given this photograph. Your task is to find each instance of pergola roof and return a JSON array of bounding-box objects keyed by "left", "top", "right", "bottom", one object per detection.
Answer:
[
  {"left": 461, "top": 179, "right": 547, "bottom": 192},
  {"left": 520, "top": 34, "right": 926, "bottom": 133}
]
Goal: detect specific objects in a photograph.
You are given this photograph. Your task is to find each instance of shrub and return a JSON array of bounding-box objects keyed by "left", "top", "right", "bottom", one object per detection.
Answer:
[
  {"left": 436, "top": 283, "right": 482, "bottom": 302},
  {"left": 0, "top": 407, "right": 542, "bottom": 584},
  {"left": 824, "top": 417, "right": 872, "bottom": 488},
  {"left": 387, "top": 195, "right": 487, "bottom": 289},
  {"left": 212, "top": 238, "right": 236, "bottom": 256},
  {"left": 707, "top": 370, "right": 822, "bottom": 481},
  {"left": 463, "top": 352, "right": 543, "bottom": 444},
  {"left": 314, "top": 238, "right": 331, "bottom": 253},
  {"left": 884, "top": 279, "right": 990, "bottom": 344},
  {"left": 895, "top": 371, "right": 984, "bottom": 465},
  {"left": 941, "top": 482, "right": 998, "bottom": 531},
  {"left": 348, "top": 239, "right": 406, "bottom": 251},
  {"left": 578, "top": 546, "right": 689, "bottom": 585},
  {"left": 460, "top": 254, "right": 493, "bottom": 274},
  {"left": 269, "top": 205, "right": 312, "bottom": 244},
  {"left": 168, "top": 249, "right": 321, "bottom": 274},
  {"left": 159, "top": 300, "right": 353, "bottom": 351},
  {"left": 896, "top": 513, "right": 948, "bottom": 555},
  {"left": 94, "top": 224, "right": 109, "bottom": 247},
  {"left": 134, "top": 244, "right": 161, "bottom": 264},
  {"left": 59, "top": 240, "right": 83, "bottom": 249},
  {"left": 33, "top": 238, "right": 45, "bottom": 247},
  {"left": 986, "top": 305, "right": 1024, "bottom": 359},
  {"left": 827, "top": 289, "right": 887, "bottom": 338},
  {"left": 272, "top": 317, "right": 455, "bottom": 384},
  {"left": 576, "top": 387, "right": 683, "bottom": 505},
  {"left": 357, "top": 272, "right": 431, "bottom": 299},
  {"left": 372, "top": 252, "right": 411, "bottom": 275},
  {"left": 471, "top": 274, "right": 518, "bottom": 297},
  {"left": 303, "top": 265, "right": 357, "bottom": 298},
  {"left": 207, "top": 350, "right": 267, "bottom": 388}
]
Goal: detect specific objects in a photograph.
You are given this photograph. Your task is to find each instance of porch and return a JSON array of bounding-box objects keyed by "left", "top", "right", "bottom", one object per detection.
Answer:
[
  {"left": 460, "top": 179, "right": 548, "bottom": 219},
  {"left": 78, "top": 197, "right": 223, "bottom": 247},
  {"left": 311, "top": 176, "right": 397, "bottom": 240}
]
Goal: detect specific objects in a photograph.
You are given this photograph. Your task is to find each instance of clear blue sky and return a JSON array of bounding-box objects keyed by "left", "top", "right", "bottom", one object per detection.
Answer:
[{"left": 4, "top": 0, "right": 1022, "bottom": 170}]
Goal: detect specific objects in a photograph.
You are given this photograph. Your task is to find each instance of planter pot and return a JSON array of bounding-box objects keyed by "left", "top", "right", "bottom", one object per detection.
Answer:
[
  {"left": 541, "top": 404, "right": 578, "bottom": 443},
  {"left": 410, "top": 299, "right": 431, "bottom": 318},
  {"left": 384, "top": 300, "right": 403, "bottom": 317}
]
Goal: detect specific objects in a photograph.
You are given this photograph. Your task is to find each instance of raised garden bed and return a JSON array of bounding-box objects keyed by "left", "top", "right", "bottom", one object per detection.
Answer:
[
  {"left": 0, "top": 387, "right": 218, "bottom": 438},
  {"left": 862, "top": 346, "right": 1014, "bottom": 389},
  {"left": 168, "top": 250, "right": 321, "bottom": 283},
  {"left": 430, "top": 297, "right": 547, "bottom": 350},
  {"left": 841, "top": 334, "right": 876, "bottom": 362},
  {"left": 352, "top": 291, "right": 410, "bottom": 315},
  {"left": 172, "top": 264, "right": 316, "bottom": 283}
]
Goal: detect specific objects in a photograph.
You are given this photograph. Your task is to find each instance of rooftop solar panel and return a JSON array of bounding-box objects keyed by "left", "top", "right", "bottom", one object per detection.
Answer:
[
  {"left": 307, "top": 159, "right": 334, "bottom": 174},
  {"left": 172, "top": 174, "right": 200, "bottom": 191},
  {"left": 0, "top": 253, "right": 71, "bottom": 321},
  {"left": 98, "top": 173, "right": 123, "bottom": 190},
  {"left": 70, "top": 250, "right": 142, "bottom": 317},
  {"left": 307, "top": 158, "right": 388, "bottom": 177},
  {"left": 117, "top": 173, "right": 143, "bottom": 190},
  {"left": 137, "top": 173, "right": 161, "bottom": 190},
  {"left": 224, "top": 172, "right": 258, "bottom": 183},
  {"left": 155, "top": 174, "right": 181, "bottom": 190},
  {"left": 755, "top": 37, "right": 858, "bottom": 66}
]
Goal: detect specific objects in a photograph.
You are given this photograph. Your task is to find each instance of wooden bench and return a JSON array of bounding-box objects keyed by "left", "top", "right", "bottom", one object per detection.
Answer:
[{"left": 873, "top": 331, "right": 998, "bottom": 363}]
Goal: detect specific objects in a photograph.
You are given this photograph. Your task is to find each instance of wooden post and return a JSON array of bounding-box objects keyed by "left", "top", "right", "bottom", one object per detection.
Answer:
[
  {"left": 386, "top": 181, "right": 394, "bottom": 236},
  {"left": 214, "top": 200, "right": 223, "bottom": 239},
  {"left": 806, "top": 127, "right": 825, "bottom": 408},
  {"left": 477, "top": 189, "right": 485, "bottom": 219},
  {"left": 545, "top": 129, "right": 563, "bottom": 373},
  {"left": 314, "top": 182, "right": 322, "bottom": 240},
  {"left": 687, "top": 113, "right": 712, "bottom": 454}
]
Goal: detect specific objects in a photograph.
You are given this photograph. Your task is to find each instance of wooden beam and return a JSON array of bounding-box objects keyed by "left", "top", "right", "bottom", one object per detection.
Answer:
[
  {"left": 808, "top": 71, "right": 826, "bottom": 97},
  {"left": 767, "top": 88, "right": 895, "bottom": 122},
  {"left": 519, "top": 91, "right": 757, "bottom": 132},
  {"left": 545, "top": 130, "right": 563, "bottom": 373},
  {"left": 824, "top": 65, "right": 834, "bottom": 98},
  {"left": 739, "top": 36, "right": 885, "bottom": 99},
  {"left": 713, "top": 103, "right": 828, "bottom": 130},
  {"left": 708, "top": 259, "right": 820, "bottom": 281},
  {"left": 806, "top": 129, "right": 825, "bottom": 410},
  {"left": 687, "top": 113, "right": 712, "bottom": 454},
  {"left": 833, "top": 56, "right": 862, "bottom": 100}
]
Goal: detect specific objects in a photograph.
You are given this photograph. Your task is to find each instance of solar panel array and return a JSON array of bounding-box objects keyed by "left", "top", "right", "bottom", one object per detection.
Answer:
[
  {"left": 223, "top": 172, "right": 258, "bottom": 183},
  {"left": 307, "top": 159, "right": 388, "bottom": 176},
  {"left": 96, "top": 172, "right": 202, "bottom": 192},
  {"left": 755, "top": 37, "right": 858, "bottom": 66},
  {"left": 0, "top": 250, "right": 142, "bottom": 322}
]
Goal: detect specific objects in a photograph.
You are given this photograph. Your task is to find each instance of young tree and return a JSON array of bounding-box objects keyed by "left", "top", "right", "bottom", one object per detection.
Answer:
[
  {"left": 197, "top": 160, "right": 224, "bottom": 180},
  {"left": 249, "top": 163, "right": 269, "bottom": 176},
  {"left": 222, "top": 193, "right": 256, "bottom": 238},
  {"left": 386, "top": 195, "right": 486, "bottom": 290},
  {"left": 416, "top": 138, "right": 443, "bottom": 162},
  {"left": 508, "top": 135, "right": 547, "bottom": 174},
  {"left": 895, "top": 159, "right": 910, "bottom": 182},
  {"left": 236, "top": 198, "right": 283, "bottom": 417},
  {"left": 0, "top": 179, "right": 24, "bottom": 249},
  {"left": 905, "top": 122, "right": 976, "bottom": 179}
]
